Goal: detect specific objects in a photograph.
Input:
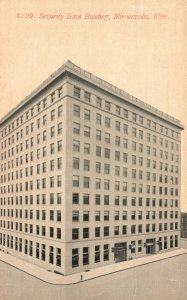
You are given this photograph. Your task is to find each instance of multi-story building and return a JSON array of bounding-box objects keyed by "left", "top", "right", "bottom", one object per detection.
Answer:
[
  {"left": 0, "top": 61, "right": 184, "bottom": 275},
  {"left": 181, "top": 212, "right": 187, "bottom": 238}
]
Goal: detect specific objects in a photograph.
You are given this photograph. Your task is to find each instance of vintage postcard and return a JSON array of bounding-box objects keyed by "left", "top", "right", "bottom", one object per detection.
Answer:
[{"left": 0, "top": 1, "right": 187, "bottom": 299}]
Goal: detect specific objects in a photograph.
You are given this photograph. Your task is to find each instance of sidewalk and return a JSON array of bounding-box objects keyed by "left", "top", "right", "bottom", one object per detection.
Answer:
[{"left": 1, "top": 248, "right": 187, "bottom": 285}]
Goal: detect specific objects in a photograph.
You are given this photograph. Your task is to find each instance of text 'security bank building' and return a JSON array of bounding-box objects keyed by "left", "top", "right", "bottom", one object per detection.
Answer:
[{"left": 0, "top": 61, "right": 184, "bottom": 275}]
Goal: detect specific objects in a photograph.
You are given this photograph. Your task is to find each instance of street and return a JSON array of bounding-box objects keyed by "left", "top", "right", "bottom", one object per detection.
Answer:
[{"left": 0, "top": 254, "right": 187, "bottom": 300}]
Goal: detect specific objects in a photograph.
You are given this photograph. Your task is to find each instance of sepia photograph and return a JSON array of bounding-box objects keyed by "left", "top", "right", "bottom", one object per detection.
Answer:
[{"left": 0, "top": 1, "right": 187, "bottom": 299}]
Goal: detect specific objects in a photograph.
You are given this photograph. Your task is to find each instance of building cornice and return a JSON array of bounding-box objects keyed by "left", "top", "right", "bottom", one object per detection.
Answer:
[{"left": 0, "top": 60, "right": 185, "bottom": 130}]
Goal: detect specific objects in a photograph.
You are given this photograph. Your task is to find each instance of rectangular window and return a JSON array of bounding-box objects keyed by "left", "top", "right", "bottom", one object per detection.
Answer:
[
  {"left": 95, "top": 246, "right": 100, "bottom": 263},
  {"left": 83, "top": 247, "right": 89, "bottom": 265},
  {"left": 84, "top": 91, "right": 90, "bottom": 102},
  {"left": 73, "top": 157, "right": 79, "bottom": 169},
  {"left": 74, "top": 86, "right": 80, "bottom": 98},
  {"left": 73, "top": 140, "right": 80, "bottom": 152},
  {"left": 96, "top": 97, "right": 102, "bottom": 107},
  {"left": 74, "top": 104, "right": 80, "bottom": 117},
  {"left": 73, "top": 175, "right": 79, "bottom": 187},
  {"left": 73, "top": 123, "right": 80, "bottom": 135},
  {"left": 84, "top": 109, "right": 90, "bottom": 121},
  {"left": 72, "top": 249, "right": 79, "bottom": 268},
  {"left": 72, "top": 193, "right": 79, "bottom": 204},
  {"left": 72, "top": 228, "right": 79, "bottom": 240},
  {"left": 84, "top": 126, "right": 90, "bottom": 137}
]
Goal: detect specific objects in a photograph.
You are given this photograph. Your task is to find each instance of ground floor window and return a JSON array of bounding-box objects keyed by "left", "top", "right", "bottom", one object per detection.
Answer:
[
  {"left": 103, "top": 244, "right": 109, "bottom": 261},
  {"left": 72, "top": 248, "right": 79, "bottom": 268},
  {"left": 164, "top": 237, "right": 167, "bottom": 249},
  {"left": 83, "top": 247, "right": 89, "bottom": 265},
  {"left": 175, "top": 235, "right": 178, "bottom": 247},
  {"left": 56, "top": 248, "right": 61, "bottom": 267},
  {"left": 95, "top": 245, "right": 100, "bottom": 263}
]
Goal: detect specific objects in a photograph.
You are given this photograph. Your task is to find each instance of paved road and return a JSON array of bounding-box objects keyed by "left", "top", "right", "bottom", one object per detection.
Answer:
[{"left": 0, "top": 254, "right": 187, "bottom": 300}]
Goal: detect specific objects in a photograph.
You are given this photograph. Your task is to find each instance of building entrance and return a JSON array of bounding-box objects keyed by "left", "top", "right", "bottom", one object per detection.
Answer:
[
  {"left": 114, "top": 243, "right": 127, "bottom": 263},
  {"left": 146, "top": 239, "right": 156, "bottom": 254}
]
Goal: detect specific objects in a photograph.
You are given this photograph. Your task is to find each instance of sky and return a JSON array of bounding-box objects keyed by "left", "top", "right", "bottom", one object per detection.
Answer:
[{"left": 0, "top": 0, "right": 187, "bottom": 211}]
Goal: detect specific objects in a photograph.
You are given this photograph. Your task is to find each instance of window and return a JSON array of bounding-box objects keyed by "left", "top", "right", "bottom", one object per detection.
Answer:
[
  {"left": 50, "top": 227, "right": 54, "bottom": 238},
  {"left": 96, "top": 97, "right": 102, "bottom": 107},
  {"left": 115, "top": 121, "right": 120, "bottom": 131},
  {"left": 94, "top": 227, "right": 100, "bottom": 240},
  {"left": 96, "top": 130, "right": 101, "bottom": 141},
  {"left": 84, "top": 143, "right": 90, "bottom": 154},
  {"left": 105, "top": 132, "right": 110, "bottom": 143},
  {"left": 114, "top": 211, "right": 119, "bottom": 220},
  {"left": 95, "top": 194, "right": 100, "bottom": 205},
  {"left": 84, "top": 126, "right": 90, "bottom": 137},
  {"left": 58, "top": 123, "right": 62, "bottom": 135},
  {"left": 96, "top": 162, "right": 101, "bottom": 173},
  {"left": 73, "top": 175, "right": 79, "bottom": 187},
  {"left": 83, "top": 211, "right": 89, "bottom": 222},
  {"left": 74, "top": 86, "right": 80, "bottom": 98},
  {"left": 115, "top": 136, "right": 120, "bottom": 146},
  {"left": 95, "top": 246, "right": 100, "bottom": 263},
  {"left": 104, "top": 148, "right": 110, "bottom": 159},
  {"left": 123, "top": 124, "right": 128, "bottom": 135},
  {"left": 72, "top": 249, "right": 79, "bottom": 268},
  {"left": 122, "top": 211, "right": 127, "bottom": 220},
  {"left": 58, "top": 105, "right": 63, "bottom": 117},
  {"left": 104, "top": 211, "right": 109, "bottom": 221},
  {"left": 58, "top": 140, "right": 62, "bottom": 152},
  {"left": 132, "top": 113, "right": 137, "bottom": 122},
  {"left": 57, "top": 193, "right": 62, "bottom": 204},
  {"left": 85, "top": 91, "right": 91, "bottom": 102},
  {"left": 116, "top": 105, "right": 120, "bottom": 115},
  {"left": 131, "top": 225, "right": 136, "bottom": 234},
  {"left": 51, "top": 126, "right": 55, "bottom": 138},
  {"left": 50, "top": 160, "right": 55, "bottom": 171},
  {"left": 83, "top": 228, "right": 89, "bottom": 239},
  {"left": 84, "top": 160, "right": 90, "bottom": 171},
  {"left": 74, "top": 105, "right": 80, "bottom": 117},
  {"left": 146, "top": 224, "right": 150, "bottom": 233},
  {"left": 72, "top": 193, "right": 79, "bottom": 204},
  {"left": 95, "top": 178, "right": 101, "bottom": 190},
  {"left": 57, "top": 210, "right": 61, "bottom": 222},
  {"left": 104, "top": 244, "right": 109, "bottom": 261},
  {"left": 83, "top": 247, "right": 89, "bottom": 265},
  {"left": 96, "top": 113, "right": 101, "bottom": 125},
  {"left": 95, "top": 211, "right": 100, "bottom": 221},
  {"left": 57, "top": 157, "right": 62, "bottom": 169},
  {"left": 83, "top": 177, "right": 89, "bottom": 188},
  {"left": 131, "top": 211, "right": 136, "bottom": 220},
  {"left": 132, "top": 141, "right": 136, "bottom": 151},
  {"left": 105, "top": 117, "right": 110, "bottom": 128},
  {"left": 104, "top": 226, "right": 109, "bottom": 236},
  {"left": 83, "top": 194, "right": 89, "bottom": 205},
  {"left": 132, "top": 127, "right": 137, "bottom": 137},
  {"left": 73, "top": 123, "right": 80, "bottom": 134},
  {"left": 73, "top": 158, "right": 79, "bottom": 169},
  {"left": 139, "top": 115, "right": 143, "bottom": 124},
  {"left": 73, "top": 140, "right": 80, "bottom": 152},
  {"left": 115, "top": 151, "right": 120, "bottom": 161},
  {"left": 51, "top": 110, "right": 55, "bottom": 121},
  {"left": 104, "top": 180, "right": 110, "bottom": 190},
  {"left": 114, "top": 226, "right": 119, "bottom": 235},
  {"left": 72, "top": 228, "right": 79, "bottom": 240},
  {"left": 57, "top": 175, "right": 62, "bottom": 187},
  {"left": 131, "top": 197, "right": 136, "bottom": 206},
  {"left": 147, "top": 119, "right": 151, "bottom": 128},
  {"left": 105, "top": 101, "right": 110, "bottom": 111},
  {"left": 51, "top": 92, "right": 55, "bottom": 103}
]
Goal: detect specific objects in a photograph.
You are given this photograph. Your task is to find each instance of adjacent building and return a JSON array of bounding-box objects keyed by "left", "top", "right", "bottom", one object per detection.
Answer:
[
  {"left": 181, "top": 212, "right": 187, "bottom": 238},
  {"left": 0, "top": 61, "right": 184, "bottom": 275}
]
